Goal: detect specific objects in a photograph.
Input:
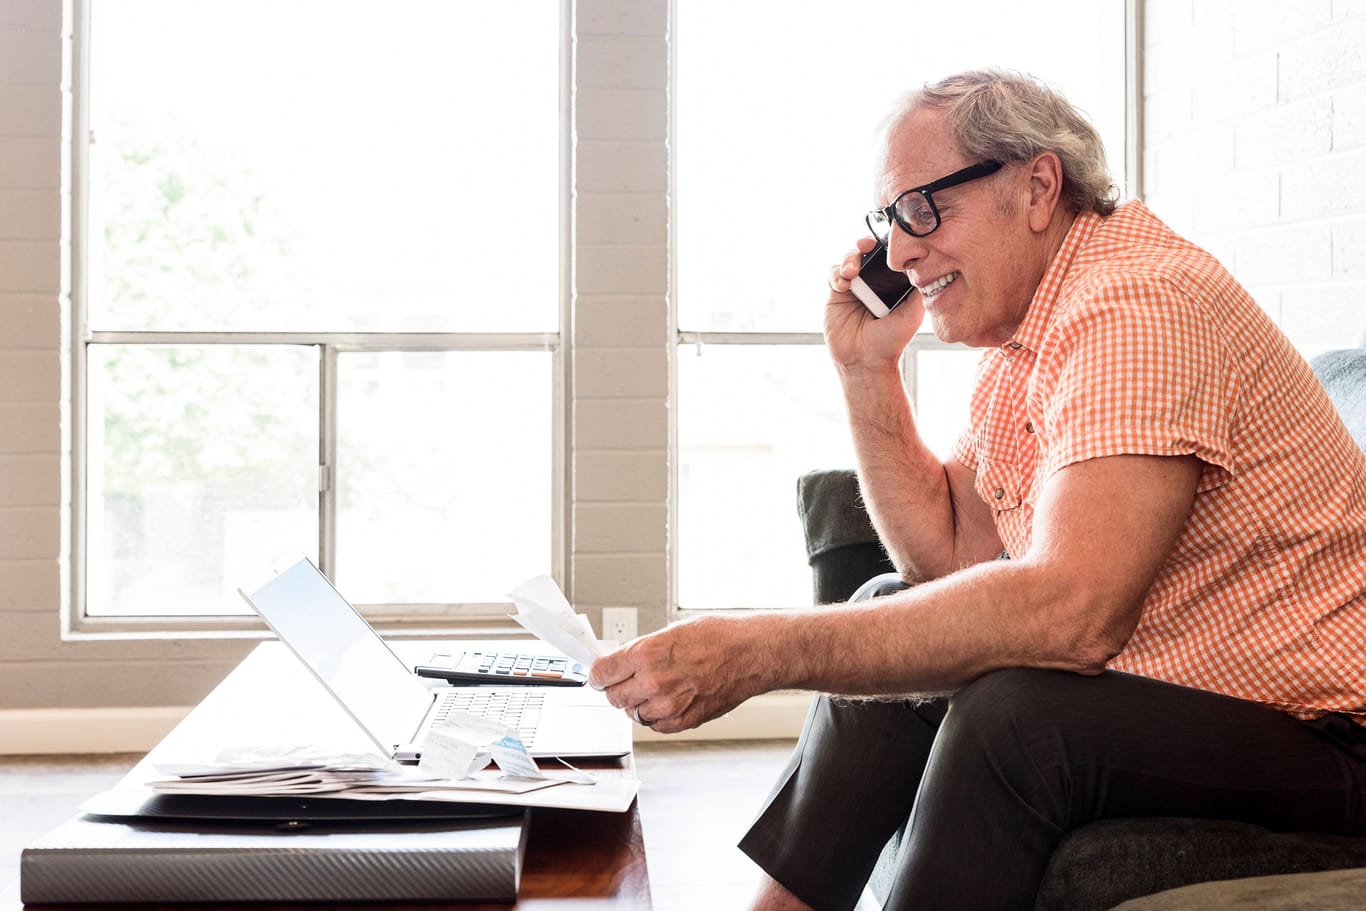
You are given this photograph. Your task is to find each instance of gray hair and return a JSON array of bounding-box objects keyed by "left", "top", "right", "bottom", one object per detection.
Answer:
[{"left": 891, "top": 69, "right": 1119, "bottom": 217}]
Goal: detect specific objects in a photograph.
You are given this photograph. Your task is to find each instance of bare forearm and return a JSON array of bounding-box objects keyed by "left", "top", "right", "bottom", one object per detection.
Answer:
[
  {"left": 840, "top": 363, "right": 974, "bottom": 579},
  {"left": 763, "top": 558, "right": 1120, "bottom": 696},
  {"left": 761, "top": 454, "right": 1201, "bottom": 698},
  {"left": 590, "top": 454, "right": 1198, "bottom": 734},
  {"left": 607, "top": 558, "right": 1119, "bottom": 731}
]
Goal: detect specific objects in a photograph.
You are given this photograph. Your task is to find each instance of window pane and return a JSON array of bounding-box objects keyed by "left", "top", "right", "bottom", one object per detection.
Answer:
[
  {"left": 674, "top": 2, "right": 1126, "bottom": 614},
  {"left": 87, "top": 0, "right": 559, "bottom": 333},
  {"left": 678, "top": 345, "right": 854, "bottom": 610},
  {"left": 335, "top": 351, "right": 553, "bottom": 604},
  {"left": 86, "top": 345, "right": 320, "bottom": 616},
  {"left": 914, "top": 347, "right": 983, "bottom": 459},
  {"left": 677, "top": 0, "right": 1126, "bottom": 332}
]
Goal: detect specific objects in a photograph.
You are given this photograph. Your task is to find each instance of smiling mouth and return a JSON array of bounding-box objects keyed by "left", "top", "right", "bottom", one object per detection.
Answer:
[{"left": 916, "top": 272, "right": 959, "bottom": 298}]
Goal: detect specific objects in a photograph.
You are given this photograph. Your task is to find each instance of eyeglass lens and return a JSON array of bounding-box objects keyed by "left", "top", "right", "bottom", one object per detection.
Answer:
[
  {"left": 868, "top": 190, "right": 939, "bottom": 241},
  {"left": 895, "top": 193, "right": 938, "bottom": 236},
  {"left": 867, "top": 210, "right": 892, "bottom": 241}
]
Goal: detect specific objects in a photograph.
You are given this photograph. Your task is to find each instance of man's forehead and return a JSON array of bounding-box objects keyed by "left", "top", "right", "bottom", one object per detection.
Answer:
[{"left": 875, "top": 107, "right": 963, "bottom": 199}]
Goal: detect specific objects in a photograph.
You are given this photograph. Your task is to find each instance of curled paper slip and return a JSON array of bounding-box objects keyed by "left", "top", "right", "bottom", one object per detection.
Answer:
[
  {"left": 489, "top": 735, "right": 546, "bottom": 780},
  {"left": 417, "top": 712, "right": 542, "bottom": 780},
  {"left": 418, "top": 718, "right": 498, "bottom": 781},
  {"left": 422, "top": 713, "right": 557, "bottom": 783},
  {"left": 508, "top": 575, "right": 606, "bottom": 667}
]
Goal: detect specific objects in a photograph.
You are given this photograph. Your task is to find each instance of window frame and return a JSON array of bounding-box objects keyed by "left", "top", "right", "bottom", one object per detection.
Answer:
[{"left": 67, "top": 0, "right": 574, "bottom": 635}]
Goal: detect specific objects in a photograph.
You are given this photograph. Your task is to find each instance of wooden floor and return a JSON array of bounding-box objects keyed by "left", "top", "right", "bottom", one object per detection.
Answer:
[
  {"left": 0, "top": 740, "right": 877, "bottom": 910},
  {"left": 636, "top": 739, "right": 796, "bottom": 910}
]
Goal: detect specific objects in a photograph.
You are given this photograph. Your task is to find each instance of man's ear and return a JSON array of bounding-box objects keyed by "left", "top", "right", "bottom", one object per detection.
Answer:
[{"left": 1024, "top": 151, "right": 1065, "bottom": 233}]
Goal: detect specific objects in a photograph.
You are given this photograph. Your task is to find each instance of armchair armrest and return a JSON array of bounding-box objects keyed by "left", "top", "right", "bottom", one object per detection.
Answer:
[{"left": 796, "top": 469, "right": 897, "bottom": 605}]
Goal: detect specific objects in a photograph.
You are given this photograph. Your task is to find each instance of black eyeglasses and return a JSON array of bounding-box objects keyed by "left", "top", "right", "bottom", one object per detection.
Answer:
[{"left": 866, "top": 160, "right": 1004, "bottom": 241}]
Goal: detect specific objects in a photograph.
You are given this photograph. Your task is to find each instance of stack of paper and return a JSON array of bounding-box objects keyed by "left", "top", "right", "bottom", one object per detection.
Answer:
[
  {"left": 145, "top": 719, "right": 587, "bottom": 798},
  {"left": 146, "top": 764, "right": 564, "bottom": 797}
]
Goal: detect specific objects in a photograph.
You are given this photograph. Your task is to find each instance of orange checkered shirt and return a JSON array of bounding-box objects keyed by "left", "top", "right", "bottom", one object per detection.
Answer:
[{"left": 952, "top": 200, "right": 1366, "bottom": 724}]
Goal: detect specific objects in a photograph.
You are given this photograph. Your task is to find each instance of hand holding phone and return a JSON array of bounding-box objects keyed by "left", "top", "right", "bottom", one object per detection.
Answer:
[{"left": 849, "top": 241, "right": 913, "bottom": 318}]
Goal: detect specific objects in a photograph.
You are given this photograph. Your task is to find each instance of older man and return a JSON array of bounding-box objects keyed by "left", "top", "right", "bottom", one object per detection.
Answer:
[{"left": 590, "top": 70, "right": 1366, "bottom": 910}]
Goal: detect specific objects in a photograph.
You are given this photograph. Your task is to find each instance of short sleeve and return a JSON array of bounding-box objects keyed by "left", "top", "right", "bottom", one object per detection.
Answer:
[{"left": 1031, "top": 274, "right": 1238, "bottom": 493}]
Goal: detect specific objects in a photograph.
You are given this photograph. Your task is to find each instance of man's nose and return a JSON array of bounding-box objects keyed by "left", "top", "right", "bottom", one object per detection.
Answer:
[{"left": 885, "top": 222, "right": 925, "bottom": 278}]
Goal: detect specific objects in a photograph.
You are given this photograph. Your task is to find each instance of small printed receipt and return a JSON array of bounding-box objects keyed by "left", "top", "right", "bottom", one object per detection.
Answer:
[
  {"left": 488, "top": 735, "right": 544, "bottom": 780},
  {"left": 418, "top": 717, "right": 496, "bottom": 780},
  {"left": 419, "top": 712, "right": 550, "bottom": 782}
]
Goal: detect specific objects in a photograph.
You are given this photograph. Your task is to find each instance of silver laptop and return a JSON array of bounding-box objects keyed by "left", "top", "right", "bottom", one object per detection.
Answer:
[{"left": 237, "top": 558, "right": 631, "bottom": 761}]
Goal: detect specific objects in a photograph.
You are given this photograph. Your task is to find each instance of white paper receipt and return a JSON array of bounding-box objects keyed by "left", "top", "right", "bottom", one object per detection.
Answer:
[
  {"left": 420, "top": 712, "right": 564, "bottom": 785},
  {"left": 418, "top": 714, "right": 502, "bottom": 780},
  {"left": 507, "top": 575, "right": 607, "bottom": 667},
  {"left": 488, "top": 735, "right": 545, "bottom": 780}
]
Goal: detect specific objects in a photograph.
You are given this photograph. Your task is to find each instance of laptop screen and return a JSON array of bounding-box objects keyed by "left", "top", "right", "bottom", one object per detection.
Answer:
[{"left": 240, "top": 558, "right": 434, "bottom": 756}]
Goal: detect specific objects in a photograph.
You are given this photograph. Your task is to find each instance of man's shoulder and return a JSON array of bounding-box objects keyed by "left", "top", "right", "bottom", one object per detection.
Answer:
[
  {"left": 1070, "top": 201, "right": 1223, "bottom": 281},
  {"left": 1051, "top": 262, "right": 1204, "bottom": 333},
  {"left": 1055, "top": 202, "right": 1248, "bottom": 328}
]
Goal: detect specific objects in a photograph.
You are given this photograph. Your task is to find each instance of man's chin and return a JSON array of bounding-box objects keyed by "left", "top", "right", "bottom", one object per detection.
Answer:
[
  {"left": 929, "top": 317, "right": 992, "bottom": 349},
  {"left": 928, "top": 316, "right": 963, "bottom": 345}
]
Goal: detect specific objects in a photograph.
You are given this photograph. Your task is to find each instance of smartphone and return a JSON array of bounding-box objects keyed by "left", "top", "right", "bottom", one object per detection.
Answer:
[{"left": 850, "top": 241, "right": 913, "bottom": 318}]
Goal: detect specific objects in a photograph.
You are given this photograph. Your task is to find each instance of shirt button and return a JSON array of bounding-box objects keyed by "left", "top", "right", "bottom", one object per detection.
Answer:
[
  {"left": 1025, "top": 421, "right": 1034, "bottom": 433},
  {"left": 1008, "top": 342, "right": 1023, "bottom": 350},
  {"left": 994, "top": 488, "right": 1005, "bottom": 500}
]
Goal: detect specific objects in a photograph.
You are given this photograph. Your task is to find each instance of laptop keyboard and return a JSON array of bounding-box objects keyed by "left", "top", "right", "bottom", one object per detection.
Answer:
[{"left": 433, "top": 688, "right": 546, "bottom": 748}]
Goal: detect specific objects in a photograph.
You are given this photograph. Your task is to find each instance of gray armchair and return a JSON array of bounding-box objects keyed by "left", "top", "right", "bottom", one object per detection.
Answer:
[{"left": 795, "top": 347, "right": 1366, "bottom": 910}]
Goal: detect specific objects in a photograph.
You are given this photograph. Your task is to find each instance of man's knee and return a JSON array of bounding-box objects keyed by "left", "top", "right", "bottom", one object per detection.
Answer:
[
  {"left": 930, "top": 669, "right": 1085, "bottom": 825},
  {"left": 939, "top": 668, "right": 1089, "bottom": 771},
  {"left": 948, "top": 667, "right": 1070, "bottom": 723}
]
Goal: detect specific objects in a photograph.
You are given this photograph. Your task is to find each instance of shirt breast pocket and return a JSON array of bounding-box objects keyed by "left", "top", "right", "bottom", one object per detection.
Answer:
[{"left": 974, "top": 458, "right": 1023, "bottom": 512}]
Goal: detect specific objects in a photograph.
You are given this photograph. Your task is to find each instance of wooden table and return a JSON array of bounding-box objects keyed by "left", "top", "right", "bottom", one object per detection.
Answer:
[{"left": 7, "top": 641, "right": 651, "bottom": 909}]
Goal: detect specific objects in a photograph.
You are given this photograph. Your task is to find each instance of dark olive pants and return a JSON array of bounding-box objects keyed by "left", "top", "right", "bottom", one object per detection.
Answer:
[{"left": 738, "top": 668, "right": 1366, "bottom": 911}]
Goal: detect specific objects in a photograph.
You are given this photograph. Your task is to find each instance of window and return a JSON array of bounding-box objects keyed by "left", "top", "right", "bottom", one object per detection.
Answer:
[
  {"left": 78, "top": 0, "right": 563, "bottom": 619},
  {"left": 675, "top": 0, "right": 1128, "bottom": 610}
]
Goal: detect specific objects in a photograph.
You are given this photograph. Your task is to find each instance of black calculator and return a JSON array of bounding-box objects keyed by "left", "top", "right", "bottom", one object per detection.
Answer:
[{"left": 413, "top": 649, "right": 589, "bottom": 687}]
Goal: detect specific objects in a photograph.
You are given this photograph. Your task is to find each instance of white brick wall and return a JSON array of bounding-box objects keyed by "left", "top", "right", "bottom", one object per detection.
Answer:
[
  {"left": 0, "top": 2, "right": 96, "bottom": 712},
  {"left": 570, "top": 1, "right": 671, "bottom": 635},
  {"left": 4, "top": 0, "right": 1365, "bottom": 718},
  {"left": 1144, "top": 0, "right": 1366, "bottom": 350}
]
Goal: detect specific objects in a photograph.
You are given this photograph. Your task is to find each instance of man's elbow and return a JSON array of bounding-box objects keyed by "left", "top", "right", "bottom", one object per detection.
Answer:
[
  {"left": 1039, "top": 590, "right": 1139, "bottom": 676},
  {"left": 895, "top": 542, "right": 1000, "bottom": 585},
  {"left": 1061, "top": 636, "right": 1127, "bottom": 676}
]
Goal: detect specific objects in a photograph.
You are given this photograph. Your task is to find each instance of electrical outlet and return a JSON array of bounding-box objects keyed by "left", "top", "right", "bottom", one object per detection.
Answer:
[{"left": 600, "top": 607, "right": 638, "bottom": 644}]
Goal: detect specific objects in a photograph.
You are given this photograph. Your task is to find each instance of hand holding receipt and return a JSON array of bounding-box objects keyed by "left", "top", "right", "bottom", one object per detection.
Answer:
[{"left": 507, "top": 575, "right": 608, "bottom": 668}]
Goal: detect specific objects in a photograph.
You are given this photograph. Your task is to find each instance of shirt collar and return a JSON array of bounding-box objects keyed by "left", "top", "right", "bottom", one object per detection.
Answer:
[{"left": 1004, "top": 207, "right": 1106, "bottom": 355}]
